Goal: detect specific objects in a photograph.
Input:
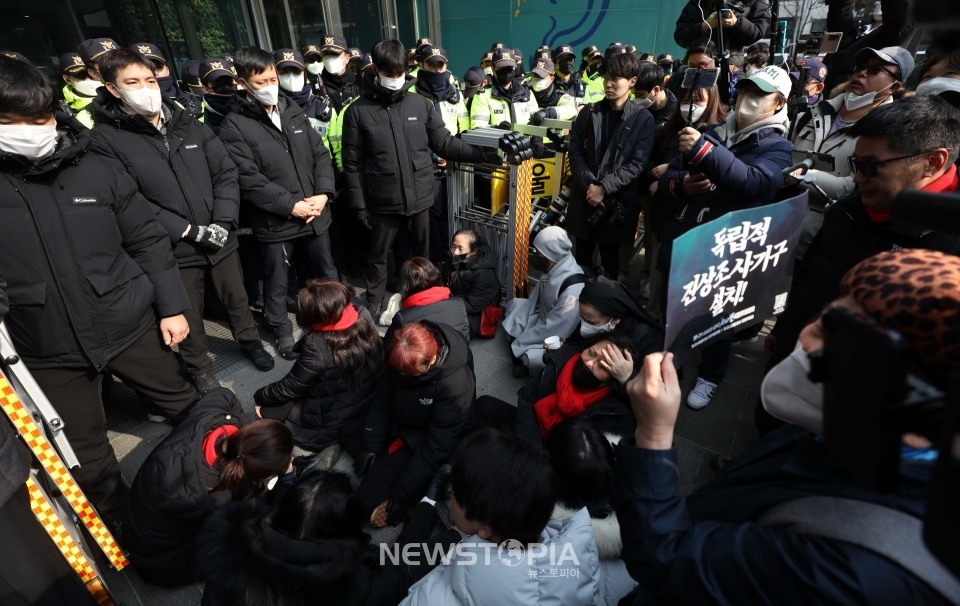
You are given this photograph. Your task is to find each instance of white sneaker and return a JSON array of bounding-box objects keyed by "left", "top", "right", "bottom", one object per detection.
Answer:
[
  {"left": 687, "top": 377, "right": 718, "bottom": 409},
  {"left": 146, "top": 411, "right": 167, "bottom": 423},
  {"left": 640, "top": 280, "right": 651, "bottom": 299},
  {"left": 379, "top": 293, "right": 401, "bottom": 326}
]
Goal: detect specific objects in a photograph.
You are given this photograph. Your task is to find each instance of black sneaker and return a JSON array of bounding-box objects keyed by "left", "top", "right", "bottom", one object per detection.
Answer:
[
  {"left": 243, "top": 345, "right": 275, "bottom": 371},
  {"left": 367, "top": 302, "right": 382, "bottom": 318},
  {"left": 277, "top": 335, "right": 298, "bottom": 360},
  {"left": 424, "top": 464, "right": 453, "bottom": 502},
  {"left": 192, "top": 372, "right": 220, "bottom": 394}
]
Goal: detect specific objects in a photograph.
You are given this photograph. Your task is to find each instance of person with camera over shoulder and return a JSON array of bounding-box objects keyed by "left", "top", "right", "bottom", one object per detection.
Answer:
[
  {"left": 612, "top": 248, "right": 960, "bottom": 605},
  {"left": 657, "top": 65, "right": 793, "bottom": 409},
  {"left": 565, "top": 50, "right": 654, "bottom": 280},
  {"left": 674, "top": 0, "right": 771, "bottom": 52}
]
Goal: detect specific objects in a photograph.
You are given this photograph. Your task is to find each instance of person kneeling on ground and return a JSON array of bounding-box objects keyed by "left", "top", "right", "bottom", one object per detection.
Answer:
[
  {"left": 402, "top": 428, "right": 624, "bottom": 605},
  {"left": 355, "top": 321, "right": 475, "bottom": 528},
  {"left": 198, "top": 470, "right": 375, "bottom": 606},
  {"left": 612, "top": 248, "right": 960, "bottom": 604},
  {"left": 254, "top": 280, "right": 383, "bottom": 462},
  {"left": 124, "top": 390, "right": 294, "bottom": 587},
  {"left": 503, "top": 226, "right": 585, "bottom": 377},
  {"left": 476, "top": 333, "right": 638, "bottom": 446},
  {"left": 546, "top": 418, "right": 638, "bottom": 605},
  {"left": 384, "top": 257, "right": 469, "bottom": 342},
  {"left": 448, "top": 228, "right": 502, "bottom": 338}
]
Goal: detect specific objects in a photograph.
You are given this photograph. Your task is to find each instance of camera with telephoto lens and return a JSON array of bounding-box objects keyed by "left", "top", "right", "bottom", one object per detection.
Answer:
[
  {"left": 530, "top": 186, "right": 572, "bottom": 237},
  {"left": 587, "top": 197, "right": 625, "bottom": 228}
]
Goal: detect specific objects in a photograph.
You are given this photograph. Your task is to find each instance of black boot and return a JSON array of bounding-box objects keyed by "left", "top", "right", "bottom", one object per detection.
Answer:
[
  {"left": 276, "top": 335, "right": 298, "bottom": 360},
  {"left": 243, "top": 344, "right": 275, "bottom": 371},
  {"left": 425, "top": 464, "right": 453, "bottom": 502}
]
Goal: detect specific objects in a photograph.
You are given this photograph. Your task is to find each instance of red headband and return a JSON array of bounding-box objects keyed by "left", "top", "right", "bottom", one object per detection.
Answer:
[{"left": 314, "top": 304, "right": 360, "bottom": 332}]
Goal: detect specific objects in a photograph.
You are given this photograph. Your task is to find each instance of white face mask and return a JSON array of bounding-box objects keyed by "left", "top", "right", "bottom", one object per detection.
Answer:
[
  {"left": 72, "top": 78, "right": 101, "bottom": 97},
  {"left": 845, "top": 81, "right": 894, "bottom": 111},
  {"left": 379, "top": 74, "right": 406, "bottom": 91},
  {"left": 0, "top": 124, "right": 59, "bottom": 161},
  {"left": 323, "top": 56, "right": 345, "bottom": 75},
  {"left": 248, "top": 83, "right": 279, "bottom": 106},
  {"left": 483, "top": 66, "right": 494, "bottom": 76},
  {"left": 532, "top": 76, "right": 551, "bottom": 92},
  {"left": 116, "top": 85, "right": 163, "bottom": 116},
  {"left": 635, "top": 96, "right": 653, "bottom": 109},
  {"left": 736, "top": 93, "right": 776, "bottom": 126},
  {"left": 278, "top": 72, "right": 305, "bottom": 93},
  {"left": 306, "top": 61, "right": 324, "bottom": 75},
  {"left": 916, "top": 77, "right": 960, "bottom": 98},
  {"left": 761, "top": 342, "right": 824, "bottom": 434},
  {"left": 680, "top": 103, "right": 706, "bottom": 123},
  {"left": 579, "top": 317, "right": 616, "bottom": 337}
]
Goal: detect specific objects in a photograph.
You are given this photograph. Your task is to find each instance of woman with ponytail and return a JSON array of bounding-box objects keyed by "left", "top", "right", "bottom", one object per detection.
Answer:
[
  {"left": 123, "top": 389, "right": 294, "bottom": 587},
  {"left": 254, "top": 280, "right": 383, "bottom": 461}
]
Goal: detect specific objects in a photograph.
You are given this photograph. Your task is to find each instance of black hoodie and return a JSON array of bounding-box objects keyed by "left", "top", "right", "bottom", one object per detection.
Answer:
[
  {"left": 198, "top": 499, "right": 373, "bottom": 606},
  {"left": 361, "top": 322, "right": 476, "bottom": 505},
  {"left": 449, "top": 244, "right": 502, "bottom": 336}
]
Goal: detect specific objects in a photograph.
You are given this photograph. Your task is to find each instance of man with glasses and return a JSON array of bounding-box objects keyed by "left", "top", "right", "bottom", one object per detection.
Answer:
[
  {"left": 788, "top": 47, "right": 913, "bottom": 258},
  {"left": 766, "top": 96, "right": 960, "bottom": 375}
]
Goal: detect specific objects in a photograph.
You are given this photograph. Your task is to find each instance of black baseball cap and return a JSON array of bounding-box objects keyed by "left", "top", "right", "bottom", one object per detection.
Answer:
[
  {"left": 417, "top": 45, "right": 448, "bottom": 65},
  {"left": 348, "top": 47, "right": 362, "bottom": 59},
  {"left": 464, "top": 66, "right": 485, "bottom": 88},
  {"left": 302, "top": 44, "right": 323, "bottom": 60},
  {"left": 582, "top": 45, "right": 602, "bottom": 61},
  {"left": 531, "top": 58, "right": 554, "bottom": 79},
  {"left": 1, "top": 50, "right": 32, "bottom": 64},
  {"left": 356, "top": 53, "right": 373, "bottom": 72},
  {"left": 320, "top": 35, "right": 348, "bottom": 54},
  {"left": 605, "top": 43, "right": 627, "bottom": 58},
  {"left": 415, "top": 37, "right": 433, "bottom": 51},
  {"left": 78, "top": 38, "right": 118, "bottom": 63},
  {"left": 490, "top": 42, "right": 506, "bottom": 52},
  {"left": 552, "top": 45, "right": 575, "bottom": 61},
  {"left": 181, "top": 60, "right": 202, "bottom": 87},
  {"left": 200, "top": 58, "right": 236, "bottom": 85},
  {"left": 492, "top": 48, "right": 518, "bottom": 69},
  {"left": 59, "top": 52, "right": 86, "bottom": 75},
  {"left": 272, "top": 48, "right": 305, "bottom": 70},
  {"left": 512, "top": 47, "right": 524, "bottom": 65},
  {"left": 131, "top": 42, "right": 166, "bottom": 64}
]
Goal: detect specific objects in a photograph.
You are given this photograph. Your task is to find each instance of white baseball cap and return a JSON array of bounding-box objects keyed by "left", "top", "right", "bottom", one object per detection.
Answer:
[{"left": 737, "top": 65, "right": 792, "bottom": 98}]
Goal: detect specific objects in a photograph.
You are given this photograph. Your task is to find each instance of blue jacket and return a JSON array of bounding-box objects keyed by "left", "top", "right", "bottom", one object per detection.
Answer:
[
  {"left": 656, "top": 114, "right": 793, "bottom": 275},
  {"left": 611, "top": 425, "right": 950, "bottom": 605}
]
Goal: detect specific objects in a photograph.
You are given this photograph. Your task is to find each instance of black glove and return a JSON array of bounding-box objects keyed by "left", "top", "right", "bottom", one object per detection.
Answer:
[
  {"left": 354, "top": 451, "right": 377, "bottom": 476},
  {"left": 530, "top": 135, "right": 548, "bottom": 159},
  {"left": 529, "top": 111, "right": 547, "bottom": 126},
  {"left": 355, "top": 209, "right": 373, "bottom": 231},
  {"left": 184, "top": 224, "right": 228, "bottom": 249},
  {"left": 495, "top": 120, "right": 513, "bottom": 130},
  {"left": 385, "top": 498, "right": 412, "bottom": 526},
  {"left": 481, "top": 151, "right": 502, "bottom": 165}
]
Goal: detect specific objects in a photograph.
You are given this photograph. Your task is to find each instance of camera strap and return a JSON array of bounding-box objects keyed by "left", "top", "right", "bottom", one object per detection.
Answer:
[{"left": 758, "top": 496, "right": 960, "bottom": 603}]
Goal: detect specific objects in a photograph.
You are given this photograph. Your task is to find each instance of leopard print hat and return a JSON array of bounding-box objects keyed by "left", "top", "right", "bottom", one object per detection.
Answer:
[{"left": 840, "top": 249, "right": 960, "bottom": 380}]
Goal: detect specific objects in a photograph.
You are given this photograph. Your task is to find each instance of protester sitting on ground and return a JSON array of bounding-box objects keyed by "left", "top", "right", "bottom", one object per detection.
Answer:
[
  {"left": 253, "top": 280, "right": 382, "bottom": 461},
  {"left": 354, "top": 322, "right": 475, "bottom": 528},
  {"left": 788, "top": 47, "right": 914, "bottom": 256},
  {"left": 197, "top": 470, "right": 374, "bottom": 605},
  {"left": 124, "top": 390, "right": 294, "bottom": 587},
  {"left": 766, "top": 96, "right": 960, "bottom": 429},
  {"left": 402, "top": 428, "right": 626, "bottom": 606},
  {"left": 448, "top": 228, "right": 502, "bottom": 338},
  {"left": 615, "top": 249, "right": 960, "bottom": 604},
  {"left": 546, "top": 418, "right": 638, "bottom": 606},
  {"left": 475, "top": 333, "right": 638, "bottom": 446},
  {"left": 916, "top": 47, "right": 960, "bottom": 109},
  {"left": 566, "top": 279, "right": 663, "bottom": 356},
  {"left": 384, "top": 257, "right": 470, "bottom": 343},
  {"left": 658, "top": 66, "right": 794, "bottom": 410},
  {"left": 502, "top": 226, "right": 585, "bottom": 377}
]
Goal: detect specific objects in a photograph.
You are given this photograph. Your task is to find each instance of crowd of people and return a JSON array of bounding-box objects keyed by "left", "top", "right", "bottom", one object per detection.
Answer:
[{"left": 1, "top": 0, "right": 959, "bottom": 603}]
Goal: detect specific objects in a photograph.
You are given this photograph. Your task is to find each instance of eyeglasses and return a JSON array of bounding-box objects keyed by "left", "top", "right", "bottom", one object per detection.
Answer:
[
  {"left": 847, "top": 149, "right": 942, "bottom": 177},
  {"left": 853, "top": 63, "right": 899, "bottom": 80}
]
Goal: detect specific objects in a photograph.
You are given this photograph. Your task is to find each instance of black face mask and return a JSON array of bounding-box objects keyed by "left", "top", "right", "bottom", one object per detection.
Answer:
[
  {"left": 572, "top": 357, "right": 606, "bottom": 391},
  {"left": 156, "top": 75, "right": 179, "bottom": 98},
  {"left": 212, "top": 80, "right": 237, "bottom": 95},
  {"left": 452, "top": 253, "right": 468, "bottom": 264},
  {"left": 588, "top": 60, "right": 603, "bottom": 75},
  {"left": 495, "top": 68, "right": 515, "bottom": 86},
  {"left": 529, "top": 251, "right": 551, "bottom": 272},
  {"left": 557, "top": 59, "right": 576, "bottom": 76}
]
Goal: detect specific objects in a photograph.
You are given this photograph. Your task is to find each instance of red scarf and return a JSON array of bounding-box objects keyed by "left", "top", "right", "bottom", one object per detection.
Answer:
[
  {"left": 866, "top": 165, "right": 959, "bottom": 223},
  {"left": 202, "top": 424, "right": 240, "bottom": 466},
  {"left": 402, "top": 286, "right": 451, "bottom": 309},
  {"left": 534, "top": 357, "right": 611, "bottom": 439},
  {"left": 314, "top": 304, "right": 359, "bottom": 332}
]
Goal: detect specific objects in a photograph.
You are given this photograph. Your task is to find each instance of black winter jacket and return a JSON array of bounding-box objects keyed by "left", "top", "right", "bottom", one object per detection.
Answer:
[
  {"left": 385, "top": 296, "right": 470, "bottom": 346},
  {"left": 198, "top": 499, "right": 374, "bottom": 606},
  {"left": 254, "top": 331, "right": 381, "bottom": 452},
  {"left": 88, "top": 93, "right": 241, "bottom": 267},
  {"left": 321, "top": 68, "right": 360, "bottom": 113},
  {"left": 362, "top": 322, "right": 476, "bottom": 506},
  {"left": 770, "top": 192, "right": 960, "bottom": 360},
  {"left": 0, "top": 134, "right": 189, "bottom": 370},
  {"left": 566, "top": 100, "right": 656, "bottom": 244},
  {"left": 674, "top": 0, "right": 771, "bottom": 50},
  {"left": 219, "top": 94, "right": 336, "bottom": 242},
  {"left": 342, "top": 71, "right": 486, "bottom": 217},
  {"left": 448, "top": 246, "right": 502, "bottom": 337},
  {"left": 516, "top": 345, "right": 637, "bottom": 447},
  {"left": 123, "top": 388, "right": 246, "bottom": 587}
]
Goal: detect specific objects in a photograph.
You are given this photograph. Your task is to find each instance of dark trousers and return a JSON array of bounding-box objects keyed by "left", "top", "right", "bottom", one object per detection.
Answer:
[
  {"left": 356, "top": 446, "right": 415, "bottom": 515},
  {"left": 30, "top": 328, "right": 198, "bottom": 518},
  {"left": 475, "top": 395, "right": 543, "bottom": 447},
  {"left": 429, "top": 175, "right": 449, "bottom": 264},
  {"left": 0, "top": 484, "right": 97, "bottom": 606},
  {"left": 237, "top": 238, "right": 265, "bottom": 308},
  {"left": 697, "top": 336, "right": 732, "bottom": 384},
  {"left": 367, "top": 211, "right": 429, "bottom": 306},
  {"left": 575, "top": 237, "right": 620, "bottom": 278},
  {"left": 178, "top": 250, "right": 261, "bottom": 375},
  {"left": 261, "top": 231, "right": 337, "bottom": 337}
]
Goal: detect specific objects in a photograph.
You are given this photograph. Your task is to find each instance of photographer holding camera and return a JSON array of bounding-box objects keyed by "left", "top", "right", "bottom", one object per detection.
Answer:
[
  {"left": 565, "top": 51, "right": 655, "bottom": 279},
  {"left": 674, "top": 0, "right": 770, "bottom": 53},
  {"left": 612, "top": 248, "right": 960, "bottom": 605}
]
